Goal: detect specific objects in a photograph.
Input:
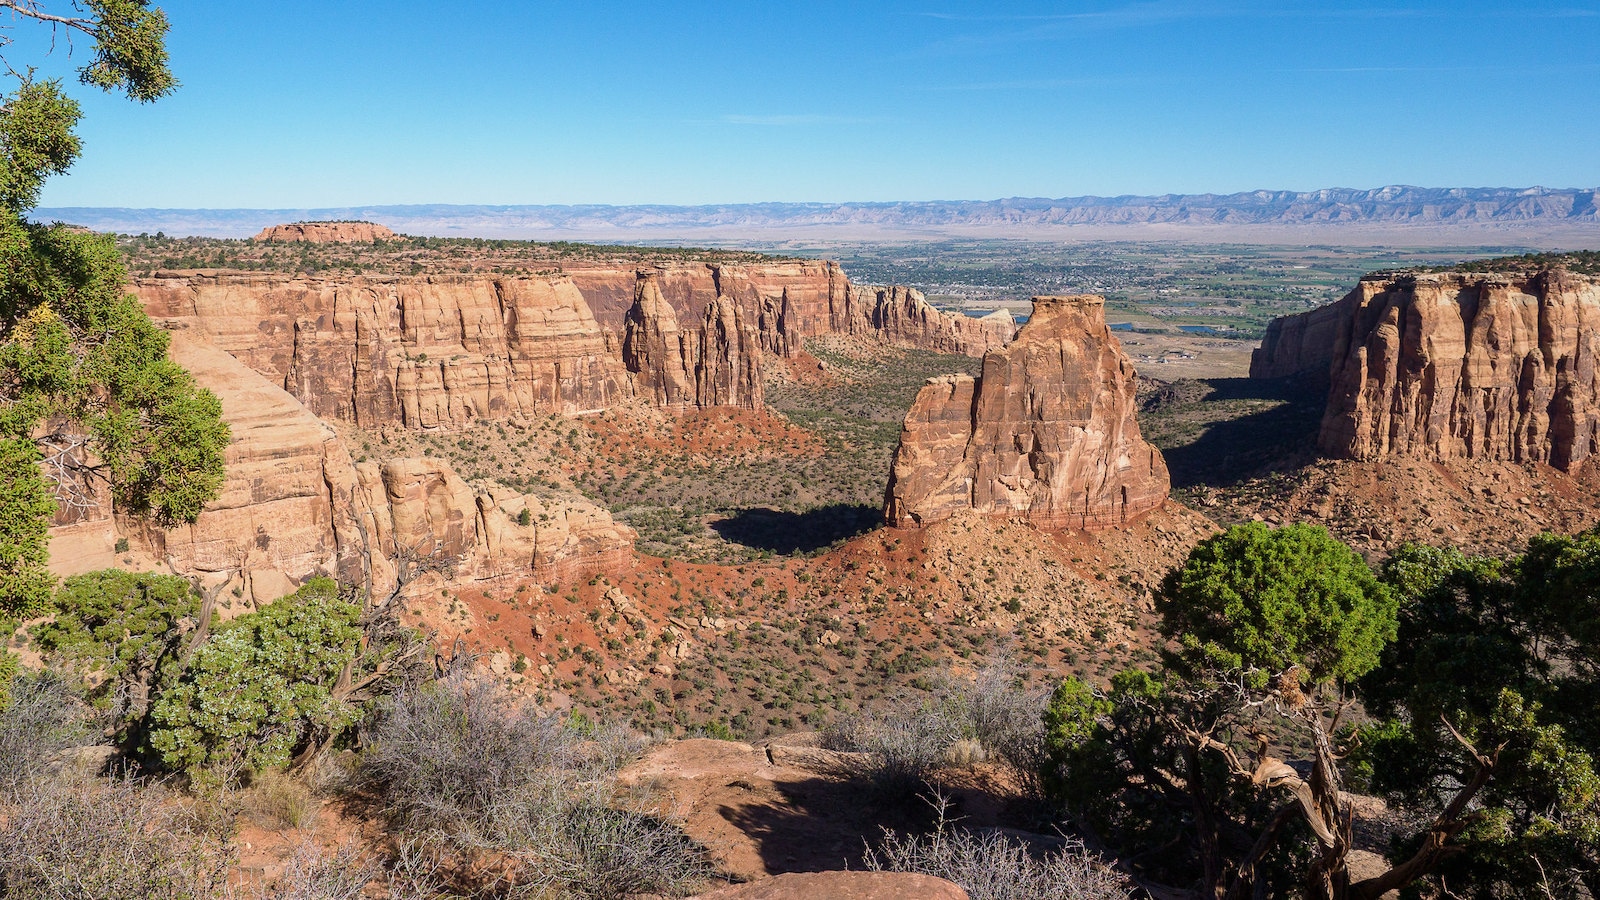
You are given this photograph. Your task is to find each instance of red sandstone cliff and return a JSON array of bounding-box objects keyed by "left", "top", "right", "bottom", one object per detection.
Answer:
[
  {"left": 621, "top": 273, "right": 763, "bottom": 409},
  {"left": 137, "top": 273, "right": 635, "bottom": 429},
  {"left": 1254, "top": 270, "right": 1600, "bottom": 471},
  {"left": 135, "top": 263, "right": 1002, "bottom": 428},
  {"left": 884, "top": 295, "right": 1169, "bottom": 531},
  {"left": 865, "top": 286, "right": 1016, "bottom": 357},
  {"left": 47, "top": 332, "right": 637, "bottom": 606},
  {"left": 254, "top": 221, "right": 399, "bottom": 243}
]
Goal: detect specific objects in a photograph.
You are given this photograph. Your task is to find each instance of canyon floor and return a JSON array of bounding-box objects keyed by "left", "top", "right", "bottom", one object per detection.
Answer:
[{"left": 366, "top": 329, "right": 1600, "bottom": 742}]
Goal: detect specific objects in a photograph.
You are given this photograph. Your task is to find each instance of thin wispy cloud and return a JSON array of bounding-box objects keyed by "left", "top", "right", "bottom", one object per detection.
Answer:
[
  {"left": 918, "top": 76, "right": 1156, "bottom": 92},
  {"left": 719, "top": 114, "right": 884, "bottom": 127}
]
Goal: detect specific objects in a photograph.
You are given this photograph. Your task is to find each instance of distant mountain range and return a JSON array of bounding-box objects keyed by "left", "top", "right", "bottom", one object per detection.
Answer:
[{"left": 37, "top": 186, "right": 1600, "bottom": 242}]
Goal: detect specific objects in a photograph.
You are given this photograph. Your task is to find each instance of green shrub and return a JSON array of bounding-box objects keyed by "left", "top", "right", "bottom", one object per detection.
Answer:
[{"left": 147, "top": 577, "right": 360, "bottom": 778}]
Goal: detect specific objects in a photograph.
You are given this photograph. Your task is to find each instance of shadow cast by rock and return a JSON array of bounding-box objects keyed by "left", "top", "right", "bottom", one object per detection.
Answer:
[
  {"left": 710, "top": 504, "right": 880, "bottom": 555},
  {"left": 1154, "top": 376, "right": 1327, "bottom": 489}
]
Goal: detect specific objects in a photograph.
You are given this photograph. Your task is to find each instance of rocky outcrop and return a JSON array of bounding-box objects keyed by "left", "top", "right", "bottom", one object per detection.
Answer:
[
  {"left": 567, "top": 261, "right": 861, "bottom": 356},
  {"left": 135, "top": 264, "right": 1009, "bottom": 430},
  {"left": 355, "top": 459, "right": 636, "bottom": 585},
  {"left": 253, "top": 221, "right": 398, "bottom": 243},
  {"left": 865, "top": 286, "right": 1016, "bottom": 356},
  {"left": 569, "top": 261, "right": 1007, "bottom": 360},
  {"left": 48, "top": 336, "right": 636, "bottom": 605},
  {"left": 137, "top": 273, "right": 634, "bottom": 429},
  {"left": 621, "top": 273, "right": 763, "bottom": 409},
  {"left": 1249, "top": 286, "right": 1379, "bottom": 380},
  {"left": 885, "top": 295, "right": 1169, "bottom": 531},
  {"left": 47, "top": 333, "right": 387, "bottom": 610},
  {"left": 1306, "top": 270, "right": 1600, "bottom": 470}
]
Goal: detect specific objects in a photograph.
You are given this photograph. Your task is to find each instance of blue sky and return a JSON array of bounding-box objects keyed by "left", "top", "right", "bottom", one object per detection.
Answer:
[{"left": 19, "top": 1, "right": 1600, "bottom": 207}]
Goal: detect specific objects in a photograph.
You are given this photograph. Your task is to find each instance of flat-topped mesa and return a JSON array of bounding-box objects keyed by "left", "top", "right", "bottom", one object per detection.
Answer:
[
  {"left": 253, "top": 221, "right": 399, "bottom": 243},
  {"left": 885, "top": 295, "right": 1170, "bottom": 531},
  {"left": 1253, "top": 269, "right": 1600, "bottom": 471}
]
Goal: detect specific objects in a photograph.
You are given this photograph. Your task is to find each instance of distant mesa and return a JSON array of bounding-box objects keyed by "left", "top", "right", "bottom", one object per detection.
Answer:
[
  {"left": 253, "top": 220, "right": 398, "bottom": 243},
  {"left": 885, "top": 294, "right": 1170, "bottom": 531},
  {"left": 1253, "top": 267, "right": 1600, "bottom": 471}
]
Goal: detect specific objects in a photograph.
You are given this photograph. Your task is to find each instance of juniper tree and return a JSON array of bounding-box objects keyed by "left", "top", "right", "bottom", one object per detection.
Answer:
[{"left": 0, "top": 2, "right": 225, "bottom": 630}]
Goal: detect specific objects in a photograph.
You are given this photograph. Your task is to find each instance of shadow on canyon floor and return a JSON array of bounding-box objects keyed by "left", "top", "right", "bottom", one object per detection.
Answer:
[
  {"left": 1143, "top": 376, "right": 1327, "bottom": 490},
  {"left": 710, "top": 504, "right": 882, "bottom": 555}
]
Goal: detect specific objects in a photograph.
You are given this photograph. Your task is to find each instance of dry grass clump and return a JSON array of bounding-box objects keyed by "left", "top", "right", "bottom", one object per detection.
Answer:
[
  {"left": 240, "top": 769, "right": 320, "bottom": 831},
  {"left": 821, "top": 660, "right": 1052, "bottom": 802},
  {"left": 359, "top": 669, "right": 711, "bottom": 899},
  {"left": 0, "top": 669, "right": 95, "bottom": 795},
  {"left": 865, "top": 798, "right": 1129, "bottom": 900},
  {"left": 0, "top": 775, "right": 233, "bottom": 900}
]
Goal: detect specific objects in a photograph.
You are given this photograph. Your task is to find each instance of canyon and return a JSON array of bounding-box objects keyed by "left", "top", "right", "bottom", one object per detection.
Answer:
[
  {"left": 1253, "top": 269, "right": 1600, "bottom": 471},
  {"left": 60, "top": 254, "right": 1019, "bottom": 609},
  {"left": 134, "top": 262, "right": 1013, "bottom": 429},
  {"left": 884, "top": 295, "right": 1170, "bottom": 531}
]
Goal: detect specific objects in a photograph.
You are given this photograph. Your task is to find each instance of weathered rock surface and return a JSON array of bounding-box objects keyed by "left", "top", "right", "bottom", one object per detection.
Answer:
[
  {"left": 253, "top": 221, "right": 398, "bottom": 243},
  {"left": 48, "top": 337, "right": 635, "bottom": 604},
  {"left": 47, "top": 333, "right": 386, "bottom": 609},
  {"left": 866, "top": 286, "right": 1016, "bottom": 356},
  {"left": 885, "top": 295, "right": 1170, "bottom": 531},
  {"left": 573, "top": 260, "right": 1006, "bottom": 359},
  {"left": 691, "top": 872, "right": 969, "bottom": 900},
  {"left": 355, "top": 458, "right": 636, "bottom": 585},
  {"left": 1254, "top": 270, "right": 1600, "bottom": 470},
  {"left": 136, "top": 265, "right": 1001, "bottom": 429},
  {"left": 138, "top": 273, "right": 634, "bottom": 428},
  {"left": 622, "top": 273, "right": 763, "bottom": 409}
]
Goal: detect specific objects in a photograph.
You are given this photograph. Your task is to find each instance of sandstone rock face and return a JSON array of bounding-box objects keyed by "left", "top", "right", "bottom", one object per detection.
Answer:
[
  {"left": 355, "top": 458, "right": 636, "bottom": 585},
  {"left": 1248, "top": 283, "right": 1386, "bottom": 380},
  {"left": 253, "top": 221, "right": 398, "bottom": 243},
  {"left": 138, "top": 273, "right": 633, "bottom": 429},
  {"left": 135, "top": 264, "right": 1009, "bottom": 430},
  {"left": 567, "top": 261, "right": 860, "bottom": 357},
  {"left": 568, "top": 261, "right": 1005, "bottom": 359},
  {"left": 48, "top": 337, "right": 635, "bottom": 603},
  {"left": 866, "top": 286, "right": 1016, "bottom": 356},
  {"left": 691, "top": 872, "right": 969, "bottom": 900},
  {"left": 885, "top": 295, "right": 1170, "bottom": 531},
  {"left": 47, "top": 333, "right": 388, "bottom": 609},
  {"left": 622, "top": 273, "right": 763, "bottom": 409},
  {"left": 1256, "top": 270, "right": 1600, "bottom": 471}
]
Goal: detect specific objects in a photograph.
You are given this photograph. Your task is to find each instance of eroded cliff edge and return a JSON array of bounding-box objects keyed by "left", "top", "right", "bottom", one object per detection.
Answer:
[
  {"left": 885, "top": 295, "right": 1170, "bottom": 531},
  {"left": 1252, "top": 269, "right": 1600, "bottom": 470},
  {"left": 136, "top": 262, "right": 1012, "bottom": 429}
]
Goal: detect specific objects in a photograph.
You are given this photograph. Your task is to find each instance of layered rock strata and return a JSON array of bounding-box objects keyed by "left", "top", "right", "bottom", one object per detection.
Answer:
[
  {"left": 1253, "top": 270, "right": 1600, "bottom": 471},
  {"left": 135, "top": 264, "right": 1006, "bottom": 428},
  {"left": 885, "top": 295, "right": 1169, "bottom": 530},
  {"left": 253, "top": 221, "right": 398, "bottom": 243},
  {"left": 621, "top": 273, "right": 763, "bottom": 409},
  {"left": 48, "top": 333, "right": 384, "bottom": 607},
  {"left": 354, "top": 459, "right": 636, "bottom": 587},
  {"left": 865, "top": 286, "right": 1016, "bottom": 356},
  {"left": 47, "top": 335, "right": 635, "bottom": 605},
  {"left": 138, "top": 273, "right": 635, "bottom": 429}
]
